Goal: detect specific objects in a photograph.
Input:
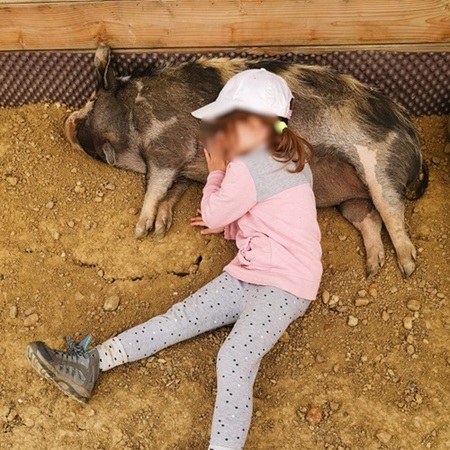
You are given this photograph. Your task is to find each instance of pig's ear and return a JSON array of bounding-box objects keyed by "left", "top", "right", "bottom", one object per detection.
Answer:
[
  {"left": 95, "top": 44, "right": 117, "bottom": 91},
  {"left": 102, "top": 142, "right": 116, "bottom": 166}
]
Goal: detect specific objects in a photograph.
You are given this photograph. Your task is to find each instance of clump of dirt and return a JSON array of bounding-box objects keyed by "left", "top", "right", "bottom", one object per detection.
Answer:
[{"left": 0, "top": 104, "right": 449, "bottom": 450}]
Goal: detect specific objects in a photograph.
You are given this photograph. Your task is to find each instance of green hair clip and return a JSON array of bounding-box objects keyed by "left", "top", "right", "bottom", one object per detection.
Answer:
[{"left": 274, "top": 120, "right": 288, "bottom": 135}]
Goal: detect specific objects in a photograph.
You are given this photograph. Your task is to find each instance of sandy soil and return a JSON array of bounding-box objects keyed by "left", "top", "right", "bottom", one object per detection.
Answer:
[{"left": 0, "top": 104, "right": 449, "bottom": 450}]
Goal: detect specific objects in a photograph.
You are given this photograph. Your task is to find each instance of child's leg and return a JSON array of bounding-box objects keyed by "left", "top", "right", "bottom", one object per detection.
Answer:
[
  {"left": 208, "top": 285, "right": 311, "bottom": 450},
  {"left": 97, "top": 273, "right": 244, "bottom": 371}
]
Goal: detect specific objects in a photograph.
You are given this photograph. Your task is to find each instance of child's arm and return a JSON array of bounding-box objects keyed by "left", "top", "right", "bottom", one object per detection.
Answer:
[{"left": 201, "top": 160, "right": 257, "bottom": 230}]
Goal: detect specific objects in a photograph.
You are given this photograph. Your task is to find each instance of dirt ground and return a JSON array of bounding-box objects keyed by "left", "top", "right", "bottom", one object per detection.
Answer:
[{"left": 0, "top": 104, "right": 448, "bottom": 450}]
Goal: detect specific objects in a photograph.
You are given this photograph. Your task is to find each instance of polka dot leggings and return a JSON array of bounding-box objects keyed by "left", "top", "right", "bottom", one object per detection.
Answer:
[{"left": 96, "top": 273, "right": 310, "bottom": 450}]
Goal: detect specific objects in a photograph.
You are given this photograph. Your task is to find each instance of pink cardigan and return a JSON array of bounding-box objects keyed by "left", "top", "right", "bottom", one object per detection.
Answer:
[{"left": 201, "top": 149, "right": 322, "bottom": 301}]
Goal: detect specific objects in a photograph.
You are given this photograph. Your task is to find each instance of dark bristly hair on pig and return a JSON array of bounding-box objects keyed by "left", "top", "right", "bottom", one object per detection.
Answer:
[{"left": 65, "top": 44, "right": 428, "bottom": 279}]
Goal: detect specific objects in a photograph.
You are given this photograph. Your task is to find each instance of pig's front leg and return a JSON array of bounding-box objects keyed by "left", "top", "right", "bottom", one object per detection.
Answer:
[
  {"left": 135, "top": 164, "right": 177, "bottom": 239},
  {"left": 153, "top": 178, "right": 192, "bottom": 239}
]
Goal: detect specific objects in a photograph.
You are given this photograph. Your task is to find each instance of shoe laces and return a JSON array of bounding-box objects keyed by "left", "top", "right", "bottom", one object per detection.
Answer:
[{"left": 62, "top": 335, "right": 92, "bottom": 358}]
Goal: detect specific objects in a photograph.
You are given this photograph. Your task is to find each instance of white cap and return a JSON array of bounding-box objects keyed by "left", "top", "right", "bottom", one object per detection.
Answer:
[{"left": 192, "top": 68, "right": 293, "bottom": 120}]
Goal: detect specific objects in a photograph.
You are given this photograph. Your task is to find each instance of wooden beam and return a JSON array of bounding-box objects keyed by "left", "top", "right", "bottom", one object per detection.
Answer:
[{"left": 0, "top": 0, "right": 449, "bottom": 51}]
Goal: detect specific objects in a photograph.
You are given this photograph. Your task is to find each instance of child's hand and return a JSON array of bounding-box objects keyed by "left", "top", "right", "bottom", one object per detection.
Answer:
[
  {"left": 204, "top": 133, "right": 228, "bottom": 173},
  {"left": 190, "top": 210, "right": 224, "bottom": 235}
]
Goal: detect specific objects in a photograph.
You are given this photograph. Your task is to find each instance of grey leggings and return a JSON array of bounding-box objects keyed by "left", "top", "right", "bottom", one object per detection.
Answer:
[{"left": 97, "top": 273, "right": 310, "bottom": 450}]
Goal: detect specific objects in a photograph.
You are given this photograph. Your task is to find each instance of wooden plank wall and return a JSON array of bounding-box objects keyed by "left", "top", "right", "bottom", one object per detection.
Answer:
[{"left": 0, "top": 0, "right": 449, "bottom": 52}]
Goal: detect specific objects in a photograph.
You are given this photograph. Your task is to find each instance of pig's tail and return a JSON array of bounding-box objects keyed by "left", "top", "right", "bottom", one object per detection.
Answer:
[{"left": 271, "top": 119, "right": 313, "bottom": 173}]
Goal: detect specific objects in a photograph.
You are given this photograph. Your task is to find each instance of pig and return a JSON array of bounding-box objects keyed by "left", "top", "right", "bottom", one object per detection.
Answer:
[{"left": 65, "top": 44, "right": 428, "bottom": 279}]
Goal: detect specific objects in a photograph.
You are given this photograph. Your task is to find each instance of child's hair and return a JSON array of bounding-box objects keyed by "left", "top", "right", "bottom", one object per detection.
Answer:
[{"left": 200, "top": 111, "right": 313, "bottom": 173}]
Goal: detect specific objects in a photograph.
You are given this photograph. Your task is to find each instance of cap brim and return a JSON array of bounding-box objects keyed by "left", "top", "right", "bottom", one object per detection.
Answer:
[{"left": 191, "top": 99, "right": 239, "bottom": 121}]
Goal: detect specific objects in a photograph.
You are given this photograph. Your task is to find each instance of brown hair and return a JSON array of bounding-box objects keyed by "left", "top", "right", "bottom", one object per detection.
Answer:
[{"left": 201, "top": 111, "right": 313, "bottom": 173}]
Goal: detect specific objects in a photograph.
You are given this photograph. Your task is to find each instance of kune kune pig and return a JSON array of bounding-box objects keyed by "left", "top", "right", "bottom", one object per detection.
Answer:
[{"left": 65, "top": 45, "right": 428, "bottom": 279}]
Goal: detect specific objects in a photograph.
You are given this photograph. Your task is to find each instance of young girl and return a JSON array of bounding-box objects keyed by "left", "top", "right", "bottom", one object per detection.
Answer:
[{"left": 27, "top": 69, "right": 322, "bottom": 450}]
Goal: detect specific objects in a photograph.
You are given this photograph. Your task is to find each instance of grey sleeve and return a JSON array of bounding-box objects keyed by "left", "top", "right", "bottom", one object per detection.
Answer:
[{"left": 241, "top": 150, "right": 313, "bottom": 202}]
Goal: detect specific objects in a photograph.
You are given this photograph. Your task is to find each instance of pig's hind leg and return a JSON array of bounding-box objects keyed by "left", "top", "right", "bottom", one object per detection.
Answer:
[
  {"left": 153, "top": 179, "right": 192, "bottom": 239},
  {"left": 339, "top": 199, "right": 385, "bottom": 279},
  {"left": 135, "top": 166, "right": 177, "bottom": 239}
]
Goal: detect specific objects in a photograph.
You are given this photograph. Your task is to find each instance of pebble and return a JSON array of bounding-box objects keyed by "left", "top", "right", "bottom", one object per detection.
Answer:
[
  {"left": 407, "top": 345, "right": 415, "bottom": 355},
  {"left": 431, "top": 156, "right": 440, "bottom": 164},
  {"left": 406, "top": 334, "right": 414, "bottom": 344},
  {"left": 74, "top": 185, "right": 86, "bottom": 194},
  {"left": 355, "top": 298, "right": 370, "bottom": 307},
  {"left": 407, "top": 299, "right": 421, "bottom": 311},
  {"left": 24, "top": 313, "right": 39, "bottom": 327},
  {"left": 382, "top": 311, "right": 390, "bottom": 322},
  {"left": 128, "top": 208, "right": 138, "bottom": 215},
  {"left": 305, "top": 406, "right": 323, "bottom": 426},
  {"left": 376, "top": 431, "right": 392, "bottom": 444},
  {"left": 105, "top": 183, "right": 116, "bottom": 190},
  {"left": 53, "top": 231, "right": 60, "bottom": 240},
  {"left": 368, "top": 286, "right": 378, "bottom": 298},
  {"left": 280, "top": 331, "right": 290, "bottom": 343},
  {"left": 403, "top": 317, "right": 414, "bottom": 330},
  {"left": 348, "top": 316, "right": 358, "bottom": 327},
  {"left": 67, "top": 220, "right": 75, "bottom": 228},
  {"left": 328, "top": 295, "right": 339, "bottom": 307},
  {"left": 103, "top": 295, "right": 120, "bottom": 312},
  {"left": 444, "top": 143, "right": 450, "bottom": 155},
  {"left": 74, "top": 292, "right": 85, "bottom": 301},
  {"left": 6, "top": 176, "right": 18, "bottom": 186},
  {"left": 94, "top": 196, "right": 103, "bottom": 203},
  {"left": 45, "top": 201, "right": 54, "bottom": 209},
  {"left": 255, "top": 410, "right": 263, "bottom": 417},
  {"left": 24, "top": 307, "right": 35, "bottom": 316},
  {"left": 9, "top": 305, "right": 18, "bottom": 319},
  {"left": 358, "top": 289, "right": 367, "bottom": 297},
  {"left": 321, "top": 290, "right": 330, "bottom": 304}
]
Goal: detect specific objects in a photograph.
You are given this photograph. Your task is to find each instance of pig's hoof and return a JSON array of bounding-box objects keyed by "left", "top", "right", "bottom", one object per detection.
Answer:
[
  {"left": 399, "top": 259, "right": 416, "bottom": 278},
  {"left": 134, "top": 219, "right": 153, "bottom": 239},
  {"left": 366, "top": 252, "right": 385, "bottom": 279},
  {"left": 397, "top": 242, "right": 417, "bottom": 278},
  {"left": 153, "top": 204, "right": 173, "bottom": 240}
]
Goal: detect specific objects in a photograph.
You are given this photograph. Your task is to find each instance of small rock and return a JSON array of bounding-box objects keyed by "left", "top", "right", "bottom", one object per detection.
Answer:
[
  {"left": 348, "top": 316, "right": 358, "bottom": 327},
  {"left": 24, "top": 313, "right": 39, "bottom": 327},
  {"left": 390, "top": 286, "right": 398, "bottom": 294},
  {"left": 6, "top": 176, "right": 18, "bottom": 186},
  {"left": 407, "top": 299, "right": 421, "bottom": 311},
  {"left": 382, "top": 311, "right": 390, "bottom": 322},
  {"left": 128, "top": 208, "right": 138, "bottom": 215},
  {"left": 9, "top": 305, "right": 18, "bottom": 319},
  {"left": 94, "top": 196, "right": 103, "bottom": 203},
  {"left": 321, "top": 290, "right": 330, "bottom": 304},
  {"left": 406, "top": 334, "right": 414, "bottom": 344},
  {"left": 357, "top": 289, "right": 367, "bottom": 297},
  {"left": 328, "top": 295, "right": 339, "bottom": 307},
  {"left": 105, "top": 183, "right": 116, "bottom": 191},
  {"left": 355, "top": 298, "right": 370, "bottom": 307},
  {"left": 74, "top": 185, "right": 86, "bottom": 194},
  {"left": 338, "top": 235, "right": 347, "bottom": 241},
  {"left": 403, "top": 317, "right": 414, "bottom": 330},
  {"left": 306, "top": 406, "right": 323, "bottom": 426},
  {"left": 280, "top": 331, "right": 290, "bottom": 343},
  {"left": 67, "top": 220, "right": 75, "bottom": 228},
  {"left": 368, "top": 286, "right": 378, "bottom": 298},
  {"left": 103, "top": 295, "right": 120, "bottom": 312},
  {"left": 444, "top": 143, "right": 450, "bottom": 155},
  {"left": 376, "top": 431, "right": 392, "bottom": 444},
  {"left": 24, "top": 307, "right": 35, "bottom": 316},
  {"left": 255, "top": 410, "right": 263, "bottom": 417},
  {"left": 53, "top": 231, "right": 60, "bottom": 240},
  {"left": 415, "top": 393, "right": 423, "bottom": 404},
  {"left": 431, "top": 156, "right": 440, "bottom": 164},
  {"left": 45, "top": 201, "right": 54, "bottom": 210},
  {"left": 407, "top": 345, "right": 415, "bottom": 355},
  {"left": 74, "top": 292, "right": 85, "bottom": 301}
]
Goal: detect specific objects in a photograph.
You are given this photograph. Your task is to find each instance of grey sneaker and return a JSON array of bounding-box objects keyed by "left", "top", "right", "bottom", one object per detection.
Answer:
[{"left": 26, "top": 335, "right": 99, "bottom": 404}]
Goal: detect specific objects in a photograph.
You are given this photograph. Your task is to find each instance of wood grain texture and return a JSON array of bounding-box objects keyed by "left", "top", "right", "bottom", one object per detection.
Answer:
[{"left": 0, "top": 0, "right": 449, "bottom": 51}]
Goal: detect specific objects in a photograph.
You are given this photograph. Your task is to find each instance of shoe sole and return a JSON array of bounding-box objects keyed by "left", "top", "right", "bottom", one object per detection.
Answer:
[{"left": 26, "top": 343, "right": 89, "bottom": 404}]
